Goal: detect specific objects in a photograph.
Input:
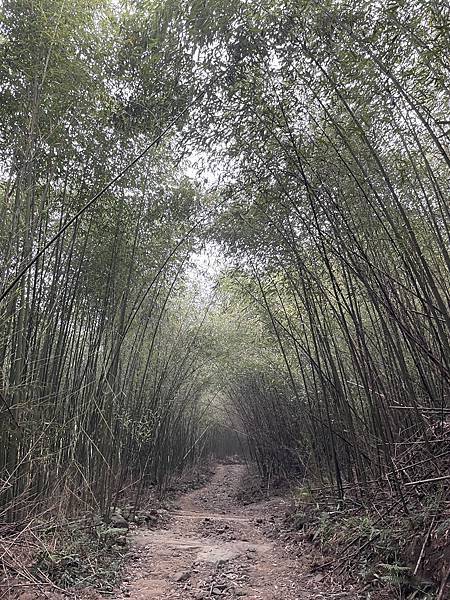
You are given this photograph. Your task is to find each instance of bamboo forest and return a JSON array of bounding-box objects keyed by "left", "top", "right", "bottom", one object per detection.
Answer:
[{"left": 0, "top": 1, "right": 449, "bottom": 599}]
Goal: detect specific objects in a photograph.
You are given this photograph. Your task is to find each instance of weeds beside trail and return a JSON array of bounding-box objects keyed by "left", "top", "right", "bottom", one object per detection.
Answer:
[{"left": 0, "top": 463, "right": 213, "bottom": 598}]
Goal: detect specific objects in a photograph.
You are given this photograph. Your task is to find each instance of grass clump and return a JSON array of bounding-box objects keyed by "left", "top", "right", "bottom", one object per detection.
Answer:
[{"left": 32, "top": 519, "right": 129, "bottom": 592}]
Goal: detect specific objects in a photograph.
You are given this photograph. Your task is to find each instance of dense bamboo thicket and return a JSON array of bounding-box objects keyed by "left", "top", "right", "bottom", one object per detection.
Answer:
[
  {"left": 175, "top": 0, "right": 450, "bottom": 494},
  {"left": 0, "top": 146, "right": 210, "bottom": 521},
  {"left": 0, "top": 0, "right": 449, "bottom": 535},
  {"left": 0, "top": 0, "right": 214, "bottom": 522}
]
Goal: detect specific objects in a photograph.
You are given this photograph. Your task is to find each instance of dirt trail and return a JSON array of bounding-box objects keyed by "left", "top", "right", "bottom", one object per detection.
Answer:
[{"left": 113, "top": 463, "right": 357, "bottom": 600}]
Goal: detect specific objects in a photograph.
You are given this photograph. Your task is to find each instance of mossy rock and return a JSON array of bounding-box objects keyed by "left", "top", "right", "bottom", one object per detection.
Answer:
[
  {"left": 110, "top": 512, "right": 129, "bottom": 529},
  {"left": 98, "top": 527, "right": 128, "bottom": 545}
]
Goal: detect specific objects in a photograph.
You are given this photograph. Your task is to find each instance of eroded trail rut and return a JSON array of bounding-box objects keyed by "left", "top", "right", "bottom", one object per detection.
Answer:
[{"left": 114, "top": 464, "right": 355, "bottom": 600}]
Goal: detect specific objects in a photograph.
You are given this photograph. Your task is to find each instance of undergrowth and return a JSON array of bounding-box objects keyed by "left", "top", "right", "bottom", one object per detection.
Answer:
[
  {"left": 288, "top": 484, "right": 449, "bottom": 599},
  {"left": 35, "top": 522, "right": 127, "bottom": 592}
]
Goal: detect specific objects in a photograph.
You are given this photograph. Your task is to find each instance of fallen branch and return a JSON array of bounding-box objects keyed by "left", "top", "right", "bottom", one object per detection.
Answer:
[
  {"left": 413, "top": 517, "right": 434, "bottom": 576},
  {"left": 405, "top": 475, "right": 450, "bottom": 486}
]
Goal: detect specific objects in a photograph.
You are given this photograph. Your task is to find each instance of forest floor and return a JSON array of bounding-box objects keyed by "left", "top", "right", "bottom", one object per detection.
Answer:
[
  {"left": 4, "top": 461, "right": 445, "bottom": 599},
  {"left": 110, "top": 462, "right": 361, "bottom": 600}
]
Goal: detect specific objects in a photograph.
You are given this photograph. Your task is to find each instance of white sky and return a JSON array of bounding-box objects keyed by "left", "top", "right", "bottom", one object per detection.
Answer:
[{"left": 186, "top": 242, "right": 230, "bottom": 308}]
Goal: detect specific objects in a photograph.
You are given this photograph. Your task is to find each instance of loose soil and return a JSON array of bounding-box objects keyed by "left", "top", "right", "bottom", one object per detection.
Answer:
[{"left": 113, "top": 463, "right": 360, "bottom": 600}]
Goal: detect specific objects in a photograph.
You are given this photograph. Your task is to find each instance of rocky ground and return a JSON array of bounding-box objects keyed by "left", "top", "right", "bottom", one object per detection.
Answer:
[{"left": 111, "top": 463, "right": 361, "bottom": 600}]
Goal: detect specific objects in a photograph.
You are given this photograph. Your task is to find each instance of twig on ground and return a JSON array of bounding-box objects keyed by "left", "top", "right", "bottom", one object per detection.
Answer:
[
  {"left": 404, "top": 475, "right": 450, "bottom": 486},
  {"left": 413, "top": 517, "right": 434, "bottom": 576},
  {"left": 437, "top": 563, "right": 450, "bottom": 600}
]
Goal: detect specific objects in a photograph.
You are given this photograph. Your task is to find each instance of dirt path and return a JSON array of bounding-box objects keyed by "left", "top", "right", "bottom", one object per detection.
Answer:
[{"left": 113, "top": 464, "right": 358, "bottom": 600}]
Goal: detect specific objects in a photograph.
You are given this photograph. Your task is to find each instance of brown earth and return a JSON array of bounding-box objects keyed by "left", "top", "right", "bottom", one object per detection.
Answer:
[{"left": 112, "top": 463, "right": 361, "bottom": 600}]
